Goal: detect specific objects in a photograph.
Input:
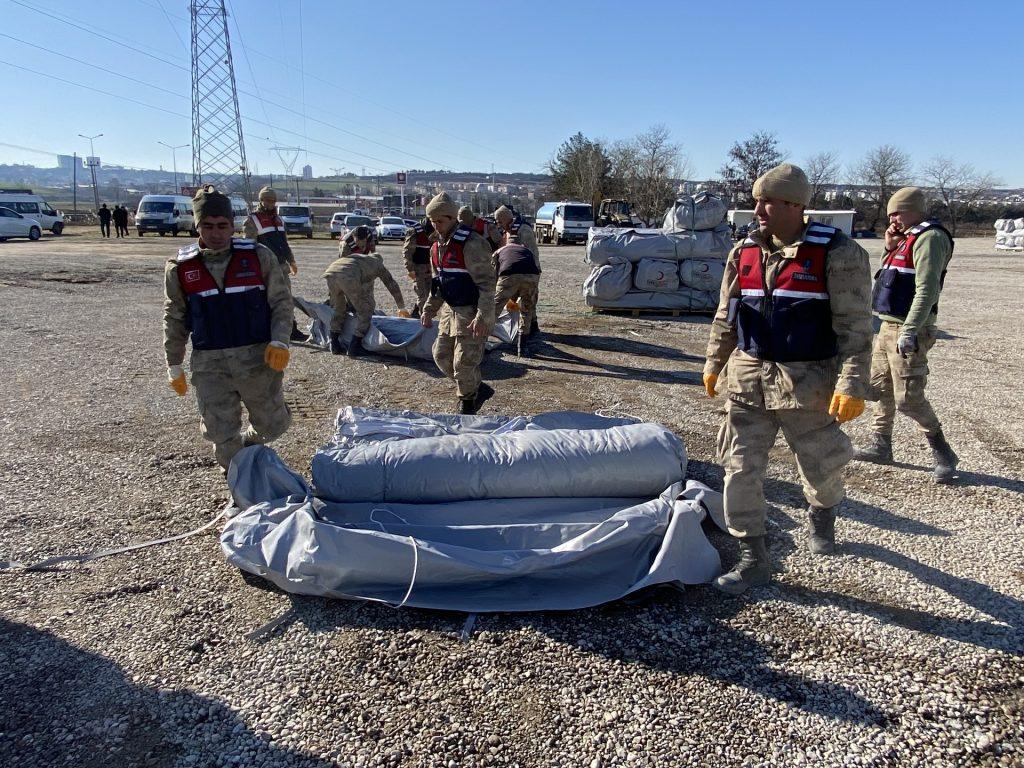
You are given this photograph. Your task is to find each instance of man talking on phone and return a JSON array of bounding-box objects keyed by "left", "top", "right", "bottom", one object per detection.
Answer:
[{"left": 853, "top": 187, "right": 958, "bottom": 483}]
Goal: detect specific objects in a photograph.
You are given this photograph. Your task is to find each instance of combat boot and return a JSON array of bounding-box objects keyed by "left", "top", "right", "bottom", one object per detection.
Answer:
[
  {"left": 527, "top": 317, "right": 540, "bottom": 339},
  {"left": 926, "top": 430, "right": 959, "bottom": 484},
  {"left": 807, "top": 505, "right": 837, "bottom": 555},
  {"left": 329, "top": 333, "right": 345, "bottom": 355},
  {"left": 713, "top": 536, "right": 770, "bottom": 596},
  {"left": 458, "top": 396, "right": 479, "bottom": 415},
  {"left": 347, "top": 335, "right": 367, "bottom": 357},
  {"left": 853, "top": 433, "right": 893, "bottom": 464},
  {"left": 410, "top": 305, "right": 421, "bottom": 319}
]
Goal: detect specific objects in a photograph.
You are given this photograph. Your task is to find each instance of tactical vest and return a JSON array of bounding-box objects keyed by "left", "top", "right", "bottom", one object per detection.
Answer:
[
  {"left": 430, "top": 225, "right": 479, "bottom": 307},
  {"left": 249, "top": 211, "right": 290, "bottom": 265},
  {"left": 176, "top": 239, "right": 271, "bottom": 350},
  {"left": 734, "top": 223, "right": 839, "bottom": 362},
  {"left": 495, "top": 243, "right": 541, "bottom": 277},
  {"left": 411, "top": 223, "right": 432, "bottom": 265},
  {"left": 871, "top": 220, "right": 952, "bottom": 320}
]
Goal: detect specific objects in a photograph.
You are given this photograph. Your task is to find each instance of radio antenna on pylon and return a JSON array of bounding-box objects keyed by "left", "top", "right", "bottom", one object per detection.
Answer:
[{"left": 190, "top": 0, "right": 251, "bottom": 203}]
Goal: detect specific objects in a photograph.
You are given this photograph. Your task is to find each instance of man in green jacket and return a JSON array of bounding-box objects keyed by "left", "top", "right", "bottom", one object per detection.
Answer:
[{"left": 853, "top": 187, "right": 958, "bottom": 483}]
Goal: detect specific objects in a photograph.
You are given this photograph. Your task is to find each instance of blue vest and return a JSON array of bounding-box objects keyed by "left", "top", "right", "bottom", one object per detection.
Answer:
[
  {"left": 176, "top": 239, "right": 272, "bottom": 350},
  {"left": 871, "top": 220, "right": 952, "bottom": 319}
]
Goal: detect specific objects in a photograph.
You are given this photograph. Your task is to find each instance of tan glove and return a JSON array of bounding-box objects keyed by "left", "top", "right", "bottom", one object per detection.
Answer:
[
  {"left": 168, "top": 365, "right": 187, "bottom": 396},
  {"left": 397, "top": 308, "right": 411, "bottom": 318},
  {"left": 703, "top": 373, "right": 718, "bottom": 398},
  {"left": 289, "top": 262, "right": 298, "bottom": 276},
  {"left": 407, "top": 271, "right": 416, "bottom": 280},
  {"left": 264, "top": 341, "right": 290, "bottom": 372}
]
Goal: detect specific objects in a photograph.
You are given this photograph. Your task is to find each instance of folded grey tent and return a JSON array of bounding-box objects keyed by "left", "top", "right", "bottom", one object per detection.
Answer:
[
  {"left": 293, "top": 297, "right": 520, "bottom": 360},
  {"left": 222, "top": 408, "right": 724, "bottom": 611}
]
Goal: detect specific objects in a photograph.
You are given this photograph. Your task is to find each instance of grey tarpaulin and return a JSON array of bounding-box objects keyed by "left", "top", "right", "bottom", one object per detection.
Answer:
[
  {"left": 582, "top": 256, "right": 632, "bottom": 301},
  {"left": 585, "top": 288, "right": 719, "bottom": 312},
  {"left": 661, "top": 193, "right": 728, "bottom": 232},
  {"left": 221, "top": 409, "right": 724, "bottom": 611},
  {"left": 585, "top": 226, "right": 732, "bottom": 266},
  {"left": 292, "top": 297, "right": 521, "bottom": 359}
]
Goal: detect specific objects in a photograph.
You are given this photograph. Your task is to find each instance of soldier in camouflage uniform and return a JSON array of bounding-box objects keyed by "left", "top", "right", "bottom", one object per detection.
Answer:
[
  {"left": 458, "top": 205, "right": 503, "bottom": 251},
  {"left": 163, "top": 186, "right": 293, "bottom": 471},
  {"left": 853, "top": 187, "right": 958, "bottom": 483},
  {"left": 494, "top": 205, "right": 542, "bottom": 337},
  {"left": 323, "top": 225, "right": 407, "bottom": 356},
  {"left": 242, "top": 186, "right": 307, "bottom": 342},
  {"left": 703, "top": 163, "right": 873, "bottom": 595},
  {"left": 402, "top": 216, "right": 435, "bottom": 318},
  {"left": 421, "top": 193, "right": 497, "bottom": 414}
]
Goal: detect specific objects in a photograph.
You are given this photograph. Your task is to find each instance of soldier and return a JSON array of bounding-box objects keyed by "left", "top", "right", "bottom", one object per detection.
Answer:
[
  {"left": 243, "top": 186, "right": 307, "bottom": 342},
  {"left": 492, "top": 242, "right": 541, "bottom": 356},
  {"left": 703, "top": 163, "right": 873, "bottom": 595},
  {"left": 494, "top": 205, "right": 542, "bottom": 337},
  {"left": 323, "top": 225, "right": 408, "bottom": 356},
  {"left": 402, "top": 216, "right": 434, "bottom": 318},
  {"left": 420, "top": 192, "right": 496, "bottom": 414},
  {"left": 163, "top": 185, "right": 293, "bottom": 471},
  {"left": 458, "top": 205, "right": 503, "bottom": 251},
  {"left": 97, "top": 203, "right": 112, "bottom": 238},
  {"left": 853, "top": 187, "right": 958, "bottom": 482}
]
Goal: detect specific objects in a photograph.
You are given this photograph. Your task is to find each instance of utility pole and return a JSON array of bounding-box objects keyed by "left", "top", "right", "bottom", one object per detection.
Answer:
[
  {"left": 79, "top": 132, "right": 103, "bottom": 210},
  {"left": 158, "top": 141, "right": 188, "bottom": 194},
  {"left": 72, "top": 152, "right": 78, "bottom": 213},
  {"left": 190, "top": 0, "right": 250, "bottom": 200}
]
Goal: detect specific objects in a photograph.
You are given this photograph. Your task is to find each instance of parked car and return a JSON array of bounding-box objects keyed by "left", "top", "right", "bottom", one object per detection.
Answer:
[
  {"left": 376, "top": 216, "right": 408, "bottom": 240},
  {"left": 0, "top": 190, "right": 64, "bottom": 234},
  {"left": 0, "top": 206, "right": 43, "bottom": 241},
  {"left": 329, "top": 212, "right": 346, "bottom": 239},
  {"left": 336, "top": 213, "right": 373, "bottom": 241}
]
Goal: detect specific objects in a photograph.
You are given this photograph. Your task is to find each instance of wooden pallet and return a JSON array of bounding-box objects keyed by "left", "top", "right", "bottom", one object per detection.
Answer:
[{"left": 589, "top": 306, "right": 704, "bottom": 318}]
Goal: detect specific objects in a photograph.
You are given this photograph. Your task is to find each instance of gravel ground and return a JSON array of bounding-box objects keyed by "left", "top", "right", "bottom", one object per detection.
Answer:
[{"left": 0, "top": 230, "right": 1021, "bottom": 767}]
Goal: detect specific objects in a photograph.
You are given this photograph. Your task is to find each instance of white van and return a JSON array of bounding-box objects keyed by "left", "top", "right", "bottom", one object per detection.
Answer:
[
  {"left": 0, "top": 189, "right": 65, "bottom": 235},
  {"left": 230, "top": 196, "right": 249, "bottom": 233},
  {"left": 135, "top": 194, "right": 196, "bottom": 237},
  {"left": 534, "top": 201, "right": 593, "bottom": 245},
  {"left": 277, "top": 203, "right": 314, "bottom": 238}
]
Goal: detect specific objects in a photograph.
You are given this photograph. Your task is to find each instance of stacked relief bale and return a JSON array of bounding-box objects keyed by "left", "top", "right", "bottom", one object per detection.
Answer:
[
  {"left": 994, "top": 218, "right": 1024, "bottom": 250},
  {"left": 582, "top": 192, "right": 729, "bottom": 312}
]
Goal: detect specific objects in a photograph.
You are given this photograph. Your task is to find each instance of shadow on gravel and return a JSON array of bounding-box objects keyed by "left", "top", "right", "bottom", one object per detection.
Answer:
[
  {"left": 521, "top": 339, "right": 703, "bottom": 386},
  {"left": 0, "top": 617, "right": 333, "bottom": 768},
  {"left": 950, "top": 469, "right": 1024, "bottom": 497},
  {"left": 541, "top": 332, "right": 704, "bottom": 363}
]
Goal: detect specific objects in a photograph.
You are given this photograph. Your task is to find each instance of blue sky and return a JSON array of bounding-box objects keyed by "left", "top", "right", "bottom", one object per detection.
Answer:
[{"left": 1, "top": 0, "right": 1019, "bottom": 185}]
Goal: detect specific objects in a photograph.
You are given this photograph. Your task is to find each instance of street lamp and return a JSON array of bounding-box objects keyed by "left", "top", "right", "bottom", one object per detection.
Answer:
[
  {"left": 158, "top": 141, "right": 188, "bottom": 194},
  {"left": 79, "top": 132, "right": 103, "bottom": 210}
]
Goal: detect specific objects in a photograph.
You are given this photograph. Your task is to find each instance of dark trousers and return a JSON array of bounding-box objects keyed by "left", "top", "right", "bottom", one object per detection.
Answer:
[{"left": 100, "top": 221, "right": 110, "bottom": 237}]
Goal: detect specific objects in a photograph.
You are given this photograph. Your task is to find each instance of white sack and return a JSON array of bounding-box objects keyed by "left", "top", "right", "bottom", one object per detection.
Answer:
[
  {"left": 662, "top": 192, "right": 728, "bottom": 232},
  {"left": 679, "top": 259, "right": 725, "bottom": 292},
  {"left": 634, "top": 259, "right": 680, "bottom": 293},
  {"left": 582, "top": 256, "right": 632, "bottom": 300}
]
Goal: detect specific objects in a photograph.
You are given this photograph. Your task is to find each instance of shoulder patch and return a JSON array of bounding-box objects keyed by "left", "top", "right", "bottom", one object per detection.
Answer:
[
  {"left": 232, "top": 237, "right": 256, "bottom": 249},
  {"left": 176, "top": 243, "right": 201, "bottom": 262},
  {"left": 411, "top": 223, "right": 423, "bottom": 234},
  {"left": 452, "top": 224, "right": 471, "bottom": 242}
]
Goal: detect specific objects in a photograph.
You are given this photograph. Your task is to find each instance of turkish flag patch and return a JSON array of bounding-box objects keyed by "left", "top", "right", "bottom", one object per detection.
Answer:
[{"left": 184, "top": 269, "right": 200, "bottom": 282}]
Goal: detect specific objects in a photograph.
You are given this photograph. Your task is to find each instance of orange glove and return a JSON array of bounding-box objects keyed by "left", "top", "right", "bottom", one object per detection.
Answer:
[
  {"left": 168, "top": 365, "right": 187, "bottom": 396},
  {"left": 506, "top": 299, "right": 520, "bottom": 312},
  {"left": 289, "top": 262, "right": 298, "bottom": 276},
  {"left": 828, "top": 393, "right": 865, "bottom": 423},
  {"left": 264, "top": 342, "right": 290, "bottom": 372},
  {"left": 397, "top": 308, "right": 411, "bottom": 318},
  {"left": 703, "top": 373, "right": 718, "bottom": 398}
]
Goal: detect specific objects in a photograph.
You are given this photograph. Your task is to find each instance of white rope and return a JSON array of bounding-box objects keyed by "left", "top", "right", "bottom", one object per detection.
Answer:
[
  {"left": 594, "top": 402, "right": 642, "bottom": 422},
  {"left": 368, "top": 508, "right": 420, "bottom": 609}
]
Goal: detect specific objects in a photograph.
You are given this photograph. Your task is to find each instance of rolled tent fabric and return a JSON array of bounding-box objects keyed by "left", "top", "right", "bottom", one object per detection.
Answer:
[
  {"left": 679, "top": 259, "right": 725, "bottom": 292},
  {"left": 311, "top": 421, "right": 688, "bottom": 503},
  {"left": 586, "top": 226, "right": 732, "bottom": 266},
  {"left": 633, "top": 259, "right": 681, "bottom": 293},
  {"left": 584, "top": 288, "right": 719, "bottom": 312},
  {"left": 662, "top": 193, "right": 728, "bottom": 232},
  {"left": 582, "top": 256, "right": 632, "bottom": 300}
]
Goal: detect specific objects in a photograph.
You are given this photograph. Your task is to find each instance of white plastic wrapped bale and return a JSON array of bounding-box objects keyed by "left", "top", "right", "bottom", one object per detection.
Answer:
[
  {"left": 679, "top": 259, "right": 725, "bottom": 292},
  {"left": 634, "top": 259, "right": 680, "bottom": 293},
  {"left": 1016, "top": 218, "right": 1024, "bottom": 231},
  {"left": 662, "top": 192, "right": 728, "bottom": 232},
  {"left": 994, "top": 219, "right": 1008, "bottom": 232},
  {"left": 221, "top": 408, "right": 724, "bottom": 611},
  {"left": 311, "top": 407, "right": 688, "bottom": 503},
  {"left": 585, "top": 287, "right": 718, "bottom": 312},
  {"left": 586, "top": 226, "right": 732, "bottom": 266},
  {"left": 582, "top": 255, "right": 632, "bottom": 300}
]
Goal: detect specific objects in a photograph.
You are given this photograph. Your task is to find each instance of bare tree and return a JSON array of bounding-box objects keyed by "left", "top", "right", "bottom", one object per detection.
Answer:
[
  {"left": 611, "top": 125, "right": 692, "bottom": 225},
  {"left": 719, "top": 131, "right": 785, "bottom": 206},
  {"left": 920, "top": 155, "right": 1000, "bottom": 237},
  {"left": 851, "top": 145, "right": 913, "bottom": 230},
  {"left": 806, "top": 151, "right": 840, "bottom": 208}
]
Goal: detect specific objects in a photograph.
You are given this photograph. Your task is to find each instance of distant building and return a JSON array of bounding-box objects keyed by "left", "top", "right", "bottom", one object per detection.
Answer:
[
  {"left": 57, "top": 154, "right": 79, "bottom": 170},
  {"left": 302, "top": 164, "right": 313, "bottom": 180}
]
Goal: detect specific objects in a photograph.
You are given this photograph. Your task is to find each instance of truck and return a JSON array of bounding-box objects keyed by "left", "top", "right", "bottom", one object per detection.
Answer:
[{"left": 534, "top": 201, "right": 594, "bottom": 245}]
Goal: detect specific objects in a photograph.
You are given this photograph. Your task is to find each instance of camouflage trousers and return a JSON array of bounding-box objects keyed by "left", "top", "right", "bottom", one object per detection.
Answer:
[
  {"left": 717, "top": 399, "right": 851, "bottom": 538},
  {"left": 493, "top": 274, "right": 540, "bottom": 336},
  {"left": 325, "top": 273, "right": 375, "bottom": 336},
  {"left": 432, "top": 306, "right": 486, "bottom": 400},
  {"left": 868, "top": 320, "right": 942, "bottom": 438},
  {"left": 410, "top": 264, "right": 432, "bottom": 314},
  {"left": 192, "top": 354, "right": 291, "bottom": 469}
]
